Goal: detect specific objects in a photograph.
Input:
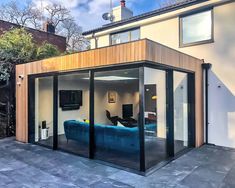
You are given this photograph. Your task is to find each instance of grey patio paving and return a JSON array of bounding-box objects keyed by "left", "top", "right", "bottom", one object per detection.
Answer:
[{"left": 0, "top": 137, "right": 235, "bottom": 188}]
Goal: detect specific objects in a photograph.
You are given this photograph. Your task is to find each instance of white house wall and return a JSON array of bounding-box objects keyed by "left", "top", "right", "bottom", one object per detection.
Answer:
[{"left": 87, "top": 1, "right": 235, "bottom": 147}]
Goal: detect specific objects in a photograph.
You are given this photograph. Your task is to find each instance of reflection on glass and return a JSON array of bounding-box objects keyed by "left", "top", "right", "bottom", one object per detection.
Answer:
[
  {"left": 58, "top": 73, "right": 89, "bottom": 157},
  {"left": 111, "top": 29, "right": 140, "bottom": 45},
  {"left": 131, "top": 29, "right": 140, "bottom": 41},
  {"left": 144, "top": 68, "right": 167, "bottom": 169},
  {"left": 94, "top": 68, "right": 140, "bottom": 170},
  {"left": 182, "top": 10, "right": 212, "bottom": 44},
  {"left": 174, "top": 72, "right": 188, "bottom": 154},
  {"left": 34, "top": 76, "right": 54, "bottom": 147}
]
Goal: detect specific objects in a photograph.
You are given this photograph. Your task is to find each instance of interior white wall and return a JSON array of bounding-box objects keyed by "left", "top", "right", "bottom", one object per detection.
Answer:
[
  {"left": 144, "top": 68, "right": 166, "bottom": 138},
  {"left": 35, "top": 76, "right": 90, "bottom": 137},
  {"left": 37, "top": 77, "right": 54, "bottom": 137},
  {"left": 35, "top": 78, "right": 39, "bottom": 141},
  {"left": 58, "top": 78, "right": 89, "bottom": 135},
  {"left": 94, "top": 81, "right": 139, "bottom": 124},
  {"left": 35, "top": 76, "right": 139, "bottom": 137}
]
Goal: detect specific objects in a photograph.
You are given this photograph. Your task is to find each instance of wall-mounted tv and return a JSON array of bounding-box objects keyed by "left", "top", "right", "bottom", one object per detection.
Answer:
[
  {"left": 59, "top": 90, "right": 82, "bottom": 111},
  {"left": 122, "top": 104, "right": 133, "bottom": 119}
]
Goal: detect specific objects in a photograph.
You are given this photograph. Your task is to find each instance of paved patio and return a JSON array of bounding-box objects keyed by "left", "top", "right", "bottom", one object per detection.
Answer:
[{"left": 0, "top": 137, "right": 235, "bottom": 188}]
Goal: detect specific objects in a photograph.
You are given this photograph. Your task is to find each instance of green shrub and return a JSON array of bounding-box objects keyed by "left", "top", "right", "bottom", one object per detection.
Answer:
[{"left": 36, "top": 42, "right": 60, "bottom": 60}]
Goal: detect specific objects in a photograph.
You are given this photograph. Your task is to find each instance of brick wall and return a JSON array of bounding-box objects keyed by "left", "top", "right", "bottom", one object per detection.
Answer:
[{"left": 0, "top": 20, "right": 66, "bottom": 52}]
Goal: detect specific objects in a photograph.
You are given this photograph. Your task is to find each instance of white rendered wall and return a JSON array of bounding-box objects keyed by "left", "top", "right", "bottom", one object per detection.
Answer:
[
  {"left": 142, "top": 2, "right": 235, "bottom": 147},
  {"left": 112, "top": 6, "right": 133, "bottom": 22}
]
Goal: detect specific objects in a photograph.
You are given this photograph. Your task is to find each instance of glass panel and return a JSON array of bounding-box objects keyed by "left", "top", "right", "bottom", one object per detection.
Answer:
[
  {"left": 111, "top": 33, "right": 120, "bottom": 45},
  {"left": 119, "top": 32, "right": 129, "bottom": 43},
  {"left": 111, "top": 32, "right": 129, "bottom": 45},
  {"left": 182, "top": 10, "right": 212, "bottom": 44},
  {"left": 174, "top": 72, "right": 188, "bottom": 154},
  {"left": 144, "top": 67, "right": 167, "bottom": 169},
  {"left": 111, "top": 29, "right": 140, "bottom": 45},
  {"left": 57, "top": 73, "right": 89, "bottom": 156},
  {"left": 131, "top": 29, "right": 140, "bottom": 41},
  {"left": 34, "top": 76, "right": 53, "bottom": 147},
  {"left": 94, "top": 68, "right": 140, "bottom": 170}
]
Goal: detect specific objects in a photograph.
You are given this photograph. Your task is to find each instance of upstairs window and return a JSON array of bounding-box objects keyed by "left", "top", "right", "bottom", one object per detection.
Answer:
[
  {"left": 180, "top": 10, "right": 213, "bottom": 47},
  {"left": 111, "top": 28, "right": 140, "bottom": 45}
]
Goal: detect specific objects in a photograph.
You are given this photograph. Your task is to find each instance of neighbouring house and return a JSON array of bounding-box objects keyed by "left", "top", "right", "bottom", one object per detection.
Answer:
[
  {"left": 0, "top": 20, "right": 66, "bottom": 52},
  {"left": 0, "top": 20, "right": 66, "bottom": 138},
  {"left": 14, "top": 0, "right": 234, "bottom": 173}
]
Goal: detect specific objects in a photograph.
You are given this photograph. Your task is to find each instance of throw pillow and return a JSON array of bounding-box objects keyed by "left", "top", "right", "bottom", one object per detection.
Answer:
[
  {"left": 117, "top": 121, "right": 125, "bottom": 127},
  {"left": 84, "top": 119, "right": 90, "bottom": 123}
]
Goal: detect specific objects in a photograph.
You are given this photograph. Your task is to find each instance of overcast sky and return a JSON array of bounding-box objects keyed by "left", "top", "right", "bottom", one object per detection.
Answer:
[{"left": 0, "top": 0, "right": 164, "bottom": 32}]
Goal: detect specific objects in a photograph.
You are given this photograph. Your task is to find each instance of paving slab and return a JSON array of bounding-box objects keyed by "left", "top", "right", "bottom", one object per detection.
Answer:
[{"left": 0, "top": 138, "right": 235, "bottom": 188}]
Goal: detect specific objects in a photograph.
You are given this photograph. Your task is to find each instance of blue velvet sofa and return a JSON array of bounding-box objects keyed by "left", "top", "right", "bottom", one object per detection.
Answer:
[{"left": 64, "top": 120, "right": 156, "bottom": 153}]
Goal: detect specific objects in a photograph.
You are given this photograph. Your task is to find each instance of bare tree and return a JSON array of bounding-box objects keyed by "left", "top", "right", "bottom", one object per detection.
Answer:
[
  {"left": 60, "top": 20, "right": 88, "bottom": 52},
  {"left": 69, "top": 33, "right": 89, "bottom": 52},
  {"left": 44, "top": 4, "right": 73, "bottom": 31},
  {"left": 0, "top": 0, "right": 87, "bottom": 52},
  {"left": 1, "top": 1, "right": 38, "bottom": 26},
  {"left": 29, "top": 8, "right": 43, "bottom": 30}
]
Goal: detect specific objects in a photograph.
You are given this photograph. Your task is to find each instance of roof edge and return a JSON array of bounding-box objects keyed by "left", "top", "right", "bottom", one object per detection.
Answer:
[
  {"left": 0, "top": 19, "right": 66, "bottom": 39},
  {"left": 82, "top": 0, "right": 209, "bottom": 36}
]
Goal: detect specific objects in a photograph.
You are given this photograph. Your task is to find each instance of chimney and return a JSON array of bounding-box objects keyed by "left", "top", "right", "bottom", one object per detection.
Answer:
[
  {"left": 120, "top": 0, "right": 126, "bottom": 7},
  {"left": 43, "top": 21, "right": 55, "bottom": 34},
  {"left": 112, "top": 0, "right": 133, "bottom": 22}
]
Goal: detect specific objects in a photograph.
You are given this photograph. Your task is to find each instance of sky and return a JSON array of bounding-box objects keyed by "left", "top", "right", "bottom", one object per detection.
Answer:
[{"left": 0, "top": 0, "right": 163, "bottom": 32}]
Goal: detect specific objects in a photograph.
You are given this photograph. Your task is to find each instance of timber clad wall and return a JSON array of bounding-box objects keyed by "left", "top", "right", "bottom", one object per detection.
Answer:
[
  {"left": 0, "top": 20, "right": 66, "bottom": 52},
  {"left": 16, "top": 39, "right": 203, "bottom": 147}
]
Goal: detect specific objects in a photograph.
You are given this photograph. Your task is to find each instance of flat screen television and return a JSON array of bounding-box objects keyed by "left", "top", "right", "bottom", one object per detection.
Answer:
[
  {"left": 122, "top": 104, "right": 133, "bottom": 119},
  {"left": 59, "top": 90, "right": 82, "bottom": 110}
]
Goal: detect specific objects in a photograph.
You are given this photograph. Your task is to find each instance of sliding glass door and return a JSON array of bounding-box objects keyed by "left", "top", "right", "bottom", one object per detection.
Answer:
[
  {"left": 34, "top": 76, "right": 54, "bottom": 147},
  {"left": 144, "top": 67, "right": 167, "bottom": 169},
  {"left": 173, "top": 72, "right": 189, "bottom": 154},
  {"left": 28, "top": 64, "right": 195, "bottom": 172},
  {"left": 93, "top": 68, "right": 140, "bottom": 170},
  {"left": 57, "top": 72, "right": 90, "bottom": 156}
]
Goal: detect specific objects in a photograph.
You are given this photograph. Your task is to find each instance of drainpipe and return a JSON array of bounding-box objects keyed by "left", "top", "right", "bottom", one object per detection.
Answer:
[
  {"left": 91, "top": 33, "right": 98, "bottom": 49},
  {"left": 202, "top": 62, "right": 212, "bottom": 144}
]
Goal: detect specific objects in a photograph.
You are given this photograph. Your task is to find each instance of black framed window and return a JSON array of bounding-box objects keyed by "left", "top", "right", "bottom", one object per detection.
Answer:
[
  {"left": 33, "top": 76, "right": 55, "bottom": 148},
  {"left": 28, "top": 62, "right": 196, "bottom": 172},
  {"left": 173, "top": 71, "right": 188, "bottom": 154},
  {"left": 93, "top": 68, "right": 141, "bottom": 170},
  {"left": 143, "top": 67, "right": 168, "bottom": 169},
  {"left": 111, "top": 28, "right": 140, "bottom": 45},
  {"left": 57, "top": 72, "right": 90, "bottom": 157},
  {"left": 180, "top": 9, "right": 213, "bottom": 47}
]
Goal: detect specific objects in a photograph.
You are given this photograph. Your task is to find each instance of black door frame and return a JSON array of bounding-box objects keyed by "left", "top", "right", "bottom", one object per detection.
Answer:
[
  {"left": 188, "top": 73, "right": 196, "bottom": 148},
  {"left": 53, "top": 75, "right": 58, "bottom": 150},
  {"left": 28, "top": 73, "right": 57, "bottom": 149},
  {"left": 139, "top": 66, "right": 146, "bottom": 171},
  {"left": 28, "top": 62, "right": 196, "bottom": 172},
  {"left": 166, "top": 70, "right": 175, "bottom": 157}
]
